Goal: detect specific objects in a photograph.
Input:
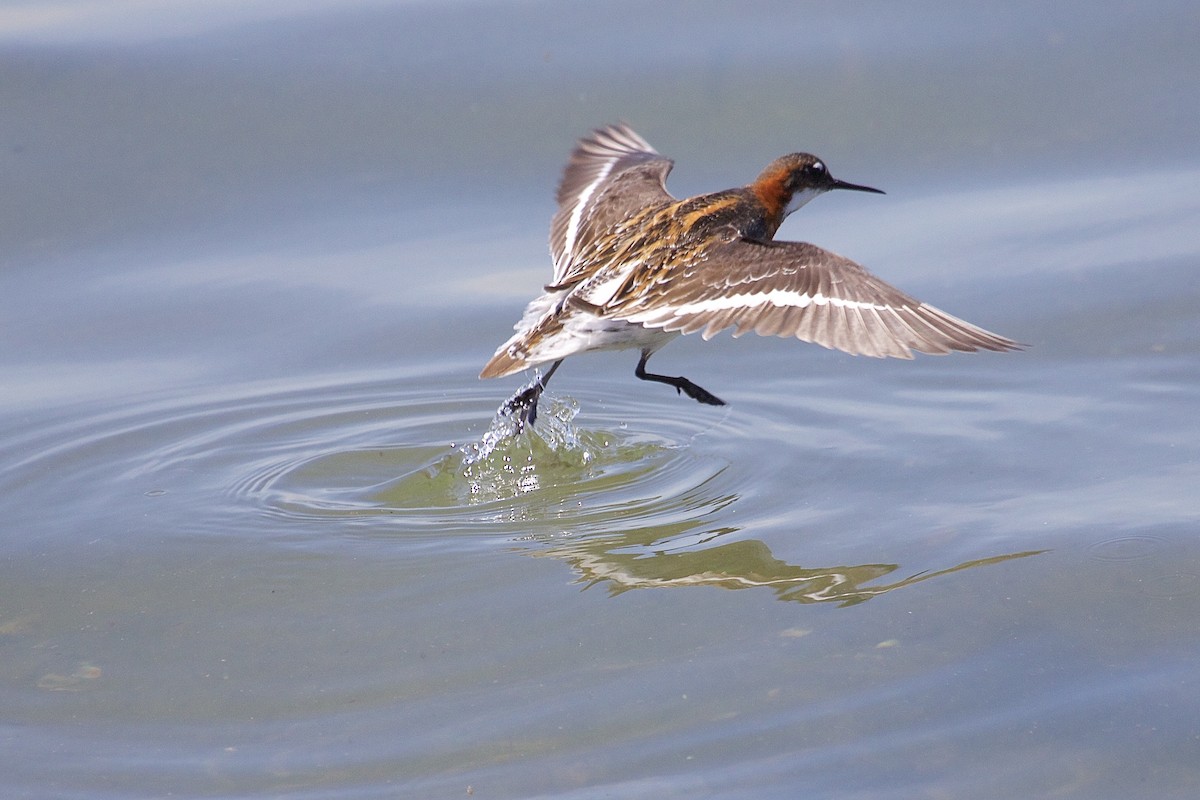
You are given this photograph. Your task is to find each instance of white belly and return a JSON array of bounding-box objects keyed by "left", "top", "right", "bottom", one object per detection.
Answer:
[{"left": 518, "top": 299, "right": 678, "bottom": 366}]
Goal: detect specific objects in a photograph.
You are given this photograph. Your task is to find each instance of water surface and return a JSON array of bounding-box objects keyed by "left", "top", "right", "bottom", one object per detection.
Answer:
[{"left": 2, "top": 2, "right": 1199, "bottom": 798}]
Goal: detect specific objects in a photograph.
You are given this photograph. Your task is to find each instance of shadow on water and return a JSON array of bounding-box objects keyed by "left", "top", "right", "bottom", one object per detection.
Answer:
[{"left": 534, "top": 537, "right": 1045, "bottom": 606}]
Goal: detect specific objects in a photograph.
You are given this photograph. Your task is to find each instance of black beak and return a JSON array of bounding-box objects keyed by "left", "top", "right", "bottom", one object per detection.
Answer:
[{"left": 830, "top": 178, "right": 885, "bottom": 195}]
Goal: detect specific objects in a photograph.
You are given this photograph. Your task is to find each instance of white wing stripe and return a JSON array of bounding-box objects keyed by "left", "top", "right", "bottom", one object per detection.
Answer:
[
  {"left": 629, "top": 289, "right": 896, "bottom": 318},
  {"left": 556, "top": 160, "right": 616, "bottom": 274}
]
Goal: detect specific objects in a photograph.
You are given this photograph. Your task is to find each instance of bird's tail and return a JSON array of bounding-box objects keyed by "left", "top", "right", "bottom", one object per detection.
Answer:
[
  {"left": 479, "top": 346, "right": 528, "bottom": 379},
  {"left": 481, "top": 297, "right": 573, "bottom": 379}
]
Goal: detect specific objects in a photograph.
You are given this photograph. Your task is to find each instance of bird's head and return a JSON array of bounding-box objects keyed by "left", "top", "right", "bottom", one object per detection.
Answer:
[{"left": 753, "top": 153, "right": 885, "bottom": 222}]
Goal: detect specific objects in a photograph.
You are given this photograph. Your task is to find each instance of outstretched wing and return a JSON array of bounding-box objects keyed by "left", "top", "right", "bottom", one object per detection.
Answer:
[
  {"left": 610, "top": 239, "right": 1020, "bottom": 359},
  {"left": 549, "top": 123, "right": 675, "bottom": 286}
]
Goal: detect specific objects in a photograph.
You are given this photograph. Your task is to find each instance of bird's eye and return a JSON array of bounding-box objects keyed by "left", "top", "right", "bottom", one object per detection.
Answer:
[{"left": 810, "top": 161, "right": 826, "bottom": 175}]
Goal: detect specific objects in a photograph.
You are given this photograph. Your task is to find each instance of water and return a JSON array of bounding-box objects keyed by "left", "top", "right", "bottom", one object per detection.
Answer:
[{"left": 3, "top": 2, "right": 1200, "bottom": 798}]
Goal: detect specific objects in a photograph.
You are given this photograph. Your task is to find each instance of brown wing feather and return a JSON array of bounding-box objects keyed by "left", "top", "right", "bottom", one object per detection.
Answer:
[
  {"left": 611, "top": 239, "right": 1020, "bottom": 359},
  {"left": 549, "top": 124, "right": 675, "bottom": 286}
]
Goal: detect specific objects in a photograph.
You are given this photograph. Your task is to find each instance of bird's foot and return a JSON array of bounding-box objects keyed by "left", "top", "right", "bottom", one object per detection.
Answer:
[
  {"left": 673, "top": 378, "right": 725, "bottom": 406},
  {"left": 500, "top": 381, "right": 545, "bottom": 432},
  {"left": 634, "top": 354, "right": 725, "bottom": 407}
]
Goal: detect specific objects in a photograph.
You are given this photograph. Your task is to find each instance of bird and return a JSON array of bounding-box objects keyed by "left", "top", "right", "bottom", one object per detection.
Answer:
[{"left": 481, "top": 123, "right": 1019, "bottom": 430}]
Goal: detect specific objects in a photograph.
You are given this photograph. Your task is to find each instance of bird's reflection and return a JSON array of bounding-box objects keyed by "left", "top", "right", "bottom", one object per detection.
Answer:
[{"left": 532, "top": 526, "right": 1044, "bottom": 606}]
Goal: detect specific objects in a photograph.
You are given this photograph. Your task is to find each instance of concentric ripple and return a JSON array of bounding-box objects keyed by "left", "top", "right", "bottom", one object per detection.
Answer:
[
  {"left": 0, "top": 369, "right": 737, "bottom": 549},
  {"left": 244, "top": 381, "right": 736, "bottom": 540}
]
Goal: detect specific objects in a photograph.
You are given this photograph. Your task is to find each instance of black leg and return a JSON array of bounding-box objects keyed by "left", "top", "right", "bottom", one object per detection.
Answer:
[
  {"left": 634, "top": 350, "right": 725, "bottom": 406},
  {"left": 501, "top": 360, "right": 562, "bottom": 431}
]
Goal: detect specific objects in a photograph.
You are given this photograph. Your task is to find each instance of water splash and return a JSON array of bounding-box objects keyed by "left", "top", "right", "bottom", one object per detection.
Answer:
[{"left": 454, "top": 376, "right": 597, "bottom": 503}]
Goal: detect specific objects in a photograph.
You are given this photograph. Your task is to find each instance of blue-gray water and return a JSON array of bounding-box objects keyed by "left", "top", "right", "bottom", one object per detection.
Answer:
[{"left": 3, "top": 2, "right": 1199, "bottom": 798}]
